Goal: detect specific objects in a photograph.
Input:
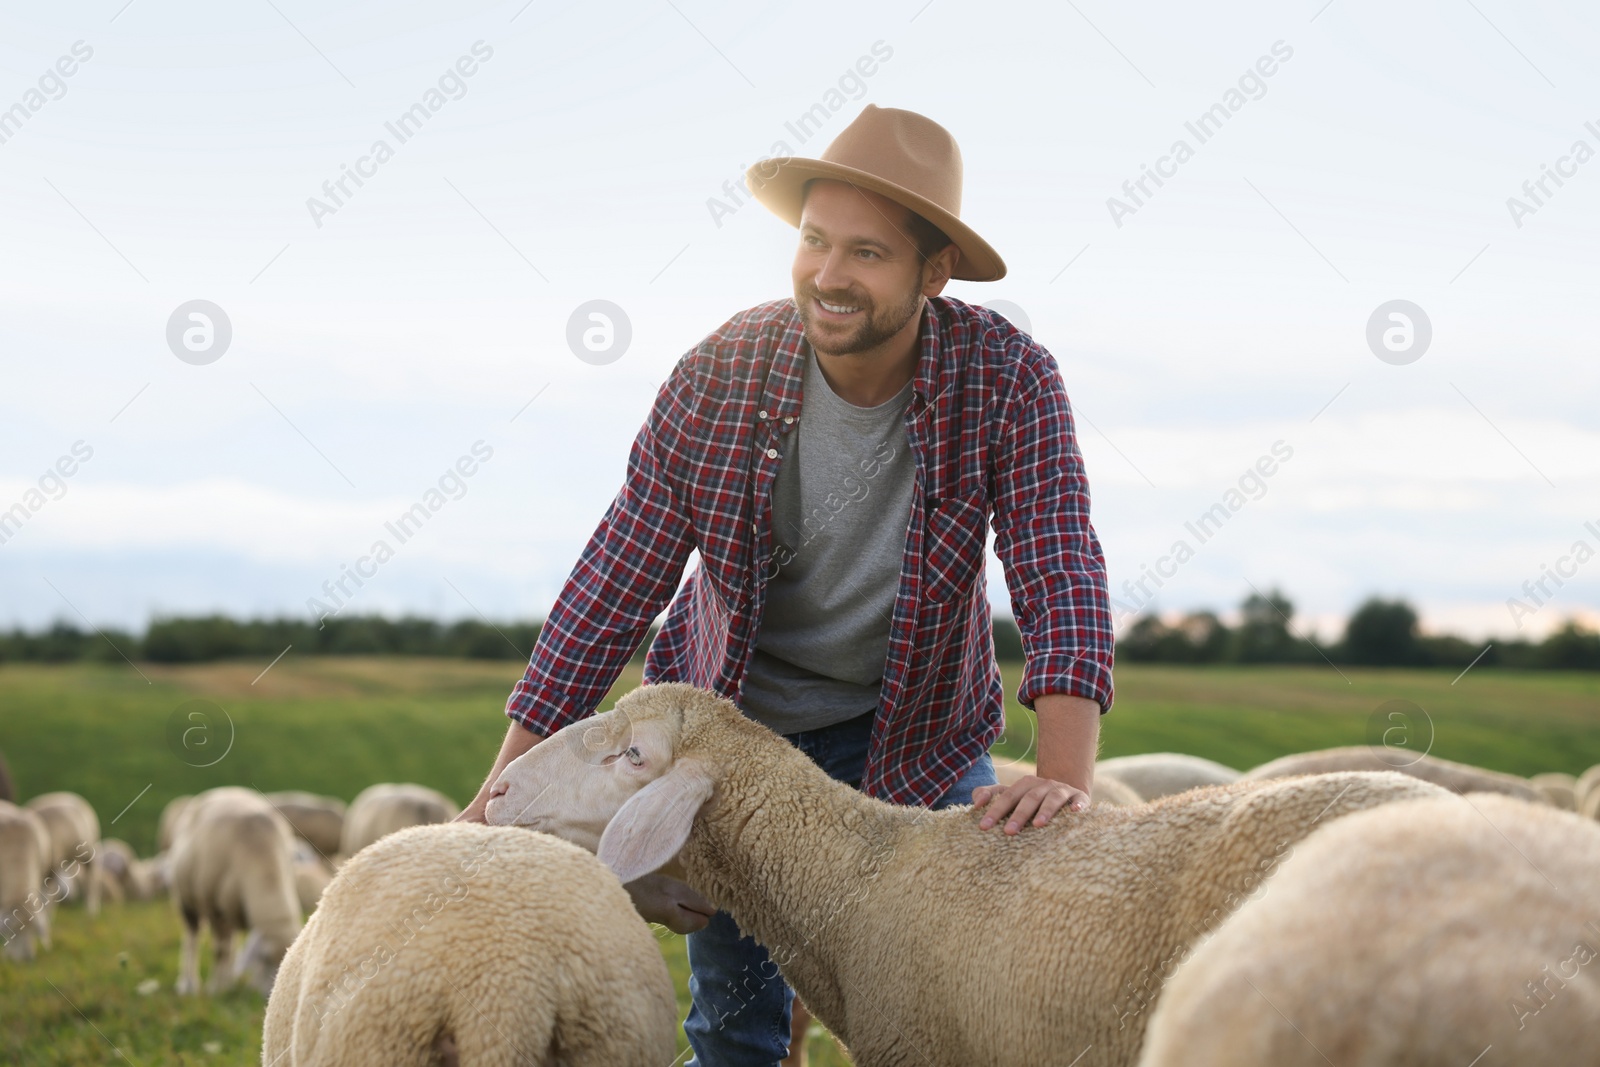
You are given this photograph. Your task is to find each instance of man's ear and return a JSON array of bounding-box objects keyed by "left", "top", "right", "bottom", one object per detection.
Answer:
[
  {"left": 597, "top": 758, "right": 714, "bottom": 884},
  {"left": 920, "top": 241, "right": 959, "bottom": 297}
]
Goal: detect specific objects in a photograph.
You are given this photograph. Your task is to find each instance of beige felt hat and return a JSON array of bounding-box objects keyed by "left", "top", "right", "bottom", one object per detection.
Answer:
[{"left": 745, "top": 104, "right": 1006, "bottom": 283}]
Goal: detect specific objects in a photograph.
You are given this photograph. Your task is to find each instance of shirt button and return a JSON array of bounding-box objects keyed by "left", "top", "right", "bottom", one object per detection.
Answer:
[
  {"left": 758, "top": 409, "right": 769, "bottom": 419},
  {"left": 783, "top": 415, "right": 795, "bottom": 424},
  {"left": 766, "top": 448, "right": 778, "bottom": 459}
]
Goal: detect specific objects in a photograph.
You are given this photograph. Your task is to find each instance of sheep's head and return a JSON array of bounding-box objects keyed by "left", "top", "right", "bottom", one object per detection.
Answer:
[
  {"left": 235, "top": 928, "right": 293, "bottom": 996},
  {"left": 620, "top": 870, "right": 717, "bottom": 935},
  {"left": 486, "top": 683, "right": 723, "bottom": 884}
]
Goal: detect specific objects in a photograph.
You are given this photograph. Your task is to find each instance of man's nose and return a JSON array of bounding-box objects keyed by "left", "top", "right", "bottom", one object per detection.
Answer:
[{"left": 813, "top": 249, "right": 852, "bottom": 295}]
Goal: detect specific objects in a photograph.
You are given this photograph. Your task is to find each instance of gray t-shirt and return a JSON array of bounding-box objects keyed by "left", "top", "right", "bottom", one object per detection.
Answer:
[{"left": 738, "top": 347, "right": 917, "bottom": 734}]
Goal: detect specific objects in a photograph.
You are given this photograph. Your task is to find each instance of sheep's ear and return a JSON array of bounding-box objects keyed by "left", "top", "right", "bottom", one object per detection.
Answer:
[{"left": 598, "top": 759, "right": 714, "bottom": 884}]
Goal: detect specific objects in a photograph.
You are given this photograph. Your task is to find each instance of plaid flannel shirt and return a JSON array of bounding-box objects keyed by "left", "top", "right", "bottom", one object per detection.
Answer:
[{"left": 506, "top": 294, "right": 1115, "bottom": 807}]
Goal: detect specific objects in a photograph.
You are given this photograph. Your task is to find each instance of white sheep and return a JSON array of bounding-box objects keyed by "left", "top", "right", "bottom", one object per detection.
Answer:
[
  {"left": 291, "top": 841, "right": 335, "bottom": 914},
  {"left": 261, "top": 823, "right": 680, "bottom": 1066},
  {"left": 25, "top": 791, "right": 101, "bottom": 915},
  {"left": 1096, "top": 752, "right": 1241, "bottom": 800},
  {"left": 1529, "top": 771, "right": 1579, "bottom": 811},
  {"left": 485, "top": 682, "right": 1451, "bottom": 1067},
  {"left": 168, "top": 787, "right": 302, "bottom": 995},
  {"left": 1243, "top": 745, "right": 1544, "bottom": 804},
  {"left": 340, "top": 783, "right": 458, "bottom": 856},
  {"left": 266, "top": 791, "right": 346, "bottom": 858},
  {"left": 157, "top": 794, "right": 193, "bottom": 853},
  {"left": 1577, "top": 763, "right": 1600, "bottom": 820},
  {"left": 1584, "top": 790, "right": 1600, "bottom": 821},
  {"left": 0, "top": 799, "right": 54, "bottom": 960},
  {"left": 134, "top": 853, "right": 171, "bottom": 899},
  {"left": 92, "top": 837, "right": 159, "bottom": 904},
  {"left": 1136, "top": 791, "right": 1600, "bottom": 1065}
]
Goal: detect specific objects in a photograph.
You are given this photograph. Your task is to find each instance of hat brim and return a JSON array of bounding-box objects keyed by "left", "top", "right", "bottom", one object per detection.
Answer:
[{"left": 745, "top": 157, "right": 1006, "bottom": 283}]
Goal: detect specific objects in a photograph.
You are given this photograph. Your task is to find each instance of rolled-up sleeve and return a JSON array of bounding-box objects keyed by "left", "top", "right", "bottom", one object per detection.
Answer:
[
  {"left": 504, "top": 365, "right": 699, "bottom": 735},
  {"left": 989, "top": 348, "right": 1116, "bottom": 714}
]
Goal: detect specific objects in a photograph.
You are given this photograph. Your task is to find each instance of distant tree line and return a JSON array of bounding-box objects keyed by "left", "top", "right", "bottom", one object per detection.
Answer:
[
  {"left": 0, "top": 615, "right": 564, "bottom": 665},
  {"left": 1116, "top": 588, "right": 1600, "bottom": 671},
  {"left": 0, "top": 590, "right": 1596, "bottom": 670}
]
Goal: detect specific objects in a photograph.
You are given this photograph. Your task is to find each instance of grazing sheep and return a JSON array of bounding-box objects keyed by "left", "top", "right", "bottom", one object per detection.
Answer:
[
  {"left": 291, "top": 842, "right": 334, "bottom": 914},
  {"left": 262, "top": 823, "right": 679, "bottom": 1067},
  {"left": 994, "top": 758, "right": 1143, "bottom": 807},
  {"left": 1137, "top": 792, "right": 1600, "bottom": 1066},
  {"left": 340, "top": 783, "right": 458, "bottom": 856},
  {"left": 157, "top": 794, "right": 193, "bottom": 853},
  {"left": 485, "top": 682, "right": 1451, "bottom": 1067},
  {"left": 134, "top": 854, "right": 171, "bottom": 899},
  {"left": 1243, "top": 745, "right": 1544, "bottom": 804},
  {"left": 1584, "top": 788, "right": 1600, "bottom": 822},
  {"left": 1091, "top": 774, "right": 1144, "bottom": 807},
  {"left": 93, "top": 837, "right": 159, "bottom": 904},
  {"left": 1577, "top": 764, "right": 1600, "bottom": 820},
  {"left": 1097, "top": 753, "right": 1242, "bottom": 801},
  {"left": 0, "top": 800, "right": 54, "bottom": 960},
  {"left": 1530, "top": 771, "right": 1580, "bottom": 811},
  {"left": 169, "top": 787, "right": 302, "bottom": 995},
  {"left": 266, "top": 791, "right": 347, "bottom": 858},
  {"left": 25, "top": 792, "right": 101, "bottom": 916}
]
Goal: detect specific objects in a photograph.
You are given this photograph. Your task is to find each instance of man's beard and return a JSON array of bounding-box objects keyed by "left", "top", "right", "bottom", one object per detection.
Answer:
[{"left": 796, "top": 282, "right": 922, "bottom": 357}]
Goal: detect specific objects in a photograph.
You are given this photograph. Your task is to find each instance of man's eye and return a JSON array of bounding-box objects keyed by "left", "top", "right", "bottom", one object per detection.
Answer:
[{"left": 857, "top": 249, "right": 879, "bottom": 260}]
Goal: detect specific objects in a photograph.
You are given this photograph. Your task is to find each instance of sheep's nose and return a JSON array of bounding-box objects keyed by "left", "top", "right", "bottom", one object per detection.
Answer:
[{"left": 489, "top": 779, "right": 509, "bottom": 798}]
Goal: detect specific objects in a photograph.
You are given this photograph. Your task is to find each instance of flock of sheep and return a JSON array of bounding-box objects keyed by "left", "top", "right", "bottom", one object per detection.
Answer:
[
  {"left": 4, "top": 684, "right": 1600, "bottom": 1066},
  {"left": 0, "top": 777, "right": 456, "bottom": 978}
]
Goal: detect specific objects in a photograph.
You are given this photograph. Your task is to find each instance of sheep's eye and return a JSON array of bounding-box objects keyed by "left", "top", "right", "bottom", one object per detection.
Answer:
[{"left": 624, "top": 746, "right": 643, "bottom": 767}]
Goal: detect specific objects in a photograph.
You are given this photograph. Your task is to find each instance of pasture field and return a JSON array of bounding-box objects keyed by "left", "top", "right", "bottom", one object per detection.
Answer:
[{"left": 2, "top": 657, "right": 1597, "bottom": 1064}]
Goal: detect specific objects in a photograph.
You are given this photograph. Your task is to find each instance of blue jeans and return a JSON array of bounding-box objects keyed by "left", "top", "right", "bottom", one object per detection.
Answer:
[{"left": 682, "top": 707, "right": 996, "bottom": 1066}]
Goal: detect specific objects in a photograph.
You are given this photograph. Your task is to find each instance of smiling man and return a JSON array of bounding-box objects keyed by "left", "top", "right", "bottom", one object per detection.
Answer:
[{"left": 458, "top": 104, "right": 1115, "bottom": 1066}]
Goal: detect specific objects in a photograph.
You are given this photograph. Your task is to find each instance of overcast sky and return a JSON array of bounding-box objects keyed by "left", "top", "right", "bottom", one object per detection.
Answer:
[{"left": 2, "top": 0, "right": 1597, "bottom": 648}]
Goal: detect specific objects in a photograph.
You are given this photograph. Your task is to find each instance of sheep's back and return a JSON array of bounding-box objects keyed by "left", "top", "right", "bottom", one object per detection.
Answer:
[
  {"left": 158, "top": 795, "right": 193, "bottom": 853},
  {"left": 266, "top": 792, "right": 346, "bottom": 857},
  {"left": 1097, "top": 753, "right": 1242, "bottom": 801},
  {"left": 269, "top": 823, "right": 676, "bottom": 1066},
  {"left": 1160, "top": 772, "right": 1448, "bottom": 933},
  {"left": 1138, "top": 792, "right": 1600, "bottom": 1065},
  {"left": 24, "top": 792, "right": 99, "bottom": 868},
  {"left": 340, "top": 784, "right": 458, "bottom": 855},
  {"left": 169, "top": 788, "right": 297, "bottom": 925},
  {"left": 0, "top": 800, "right": 49, "bottom": 912},
  {"left": 833, "top": 773, "right": 1447, "bottom": 1065},
  {"left": 1244, "top": 746, "right": 1542, "bottom": 803}
]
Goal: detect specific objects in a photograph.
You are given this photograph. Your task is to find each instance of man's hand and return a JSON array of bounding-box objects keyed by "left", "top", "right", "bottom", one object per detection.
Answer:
[
  {"left": 971, "top": 691, "right": 1100, "bottom": 834},
  {"left": 457, "top": 720, "right": 545, "bottom": 825},
  {"left": 454, "top": 798, "right": 489, "bottom": 825},
  {"left": 971, "top": 775, "right": 1089, "bottom": 835}
]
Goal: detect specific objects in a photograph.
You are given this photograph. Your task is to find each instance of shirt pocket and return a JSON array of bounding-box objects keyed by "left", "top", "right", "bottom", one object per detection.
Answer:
[{"left": 921, "top": 493, "right": 989, "bottom": 604}]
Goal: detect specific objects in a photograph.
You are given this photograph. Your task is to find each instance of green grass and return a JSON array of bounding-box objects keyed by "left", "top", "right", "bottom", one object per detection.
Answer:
[
  {"left": 3, "top": 899, "right": 847, "bottom": 1067},
  {"left": 1081, "top": 663, "right": 1600, "bottom": 776},
  {"left": 2, "top": 899, "right": 271, "bottom": 1066},
  {"left": 3, "top": 657, "right": 1598, "bottom": 1063}
]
